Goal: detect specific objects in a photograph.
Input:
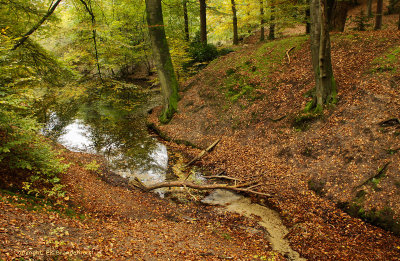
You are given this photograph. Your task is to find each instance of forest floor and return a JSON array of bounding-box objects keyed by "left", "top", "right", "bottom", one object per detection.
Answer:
[
  {"left": 147, "top": 12, "right": 400, "bottom": 261},
  {"left": 2, "top": 6, "right": 400, "bottom": 261},
  {"left": 1, "top": 149, "right": 282, "bottom": 260}
]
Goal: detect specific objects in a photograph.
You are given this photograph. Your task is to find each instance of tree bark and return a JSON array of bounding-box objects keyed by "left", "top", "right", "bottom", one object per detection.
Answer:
[
  {"left": 183, "top": 0, "right": 189, "bottom": 42},
  {"left": 269, "top": 4, "right": 276, "bottom": 40},
  {"left": 12, "top": 0, "right": 62, "bottom": 50},
  {"left": 329, "top": 0, "right": 350, "bottom": 32},
  {"left": 145, "top": 0, "right": 179, "bottom": 123},
  {"left": 260, "top": 0, "right": 265, "bottom": 41},
  {"left": 367, "top": 0, "right": 373, "bottom": 16},
  {"left": 398, "top": 12, "right": 400, "bottom": 30},
  {"left": 310, "top": 0, "right": 336, "bottom": 109},
  {"left": 374, "top": 0, "right": 383, "bottom": 30},
  {"left": 231, "top": 0, "right": 239, "bottom": 45},
  {"left": 306, "top": 7, "right": 311, "bottom": 34},
  {"left": 199, "top": 0, "right": 207, "bottom": 43}
]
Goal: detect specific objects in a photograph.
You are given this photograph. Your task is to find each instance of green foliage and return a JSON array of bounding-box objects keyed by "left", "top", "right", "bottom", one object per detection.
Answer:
[
  {"left": 0, "top": 1, "right": 71, "bottom": 199},
  {"left": 188, "top": 42, "right": 220, "bottom": 64},
  {"left": 371, "top": 46, "right": 400, "bottom": 73},
  {"left": 292, "top": 112, "right": 322, "bottom": 131},
  {"left": 338, "top": 200, "right": 400, "bottom": 236},
  {"left": 351, "top": 9, "right": 372, "bottom": 31}
]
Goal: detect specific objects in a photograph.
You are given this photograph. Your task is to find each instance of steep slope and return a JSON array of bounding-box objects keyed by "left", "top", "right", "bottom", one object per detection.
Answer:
[{"left": 149, "top": 26, "right": 400, "bottom": 259}]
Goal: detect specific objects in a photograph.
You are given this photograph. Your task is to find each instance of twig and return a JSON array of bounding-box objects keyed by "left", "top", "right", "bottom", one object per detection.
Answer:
[{"left": 286, "top": 46, "right": 295, "bottom": 64}]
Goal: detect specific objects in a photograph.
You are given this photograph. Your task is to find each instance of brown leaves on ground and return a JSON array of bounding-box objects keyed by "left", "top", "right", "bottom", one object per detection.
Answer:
[
  {"left": 147, "top": 18, "right": 400, "bottom": 261},
  {"left": 0, "top": 149, "right": 280, "bottom": 260}
]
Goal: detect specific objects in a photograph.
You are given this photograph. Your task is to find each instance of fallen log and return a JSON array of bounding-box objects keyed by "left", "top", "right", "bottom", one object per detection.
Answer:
[{"left": 133, "top": 177, "right": 272, "bottom": 197}]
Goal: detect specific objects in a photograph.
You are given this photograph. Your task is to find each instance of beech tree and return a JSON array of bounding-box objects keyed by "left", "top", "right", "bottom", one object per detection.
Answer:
[
  {"left": 145, "top": 0, "right": 180, "bottom": 123},
  {"left": 231, "top": 0, "right": 239, "bottom": 45},
  {"left": 374, "top": 0, "right": 383, "bottom": 30},
  {"left": 260, "top": 0, "right": 265, "bottom": 41},
  {"left": 199, "top": 0, "right": 207, "bottom": 43},
  {"left": 309, "top": 0, "right": 336, "bottom": 110}
]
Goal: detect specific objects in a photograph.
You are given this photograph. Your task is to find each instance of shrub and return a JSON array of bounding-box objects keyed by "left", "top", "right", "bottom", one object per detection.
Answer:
[{"left": 188, "top": 42, "right": 219, "bottom": 64}]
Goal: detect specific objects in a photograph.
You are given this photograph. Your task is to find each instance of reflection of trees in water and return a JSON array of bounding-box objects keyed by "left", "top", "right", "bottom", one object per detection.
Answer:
[
  {"left": 41, "top": 91, "right": 164, "bottom": 175},
  {"left": 39, "top": 98, "right": 81, "bottom": 140},
  {"left": 79, "top": 100, "right": 162, "bottom": 173}
]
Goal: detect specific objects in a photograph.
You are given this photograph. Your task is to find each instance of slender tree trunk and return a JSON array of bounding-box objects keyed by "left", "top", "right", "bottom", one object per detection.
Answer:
[
  {"left": 12, "top": 0, "right": 62, "bottom": 50},
  {"left": 231, "top": 0, "right": 239, "bottom": 45},
  {"left": 199, "top": 0, "right": 207, "bottom": 43},
  {"left": 367, "top": 0, "right": 373, "bottom": 16},
  {"left": 79, "top": 0, "right": 104, "bottom": 83},
  {"left": 269, "top": 4, "right": 275, "bottom": 40},
  {"left": 260, "top": 0, "right": 265, "bottom": 41},
  {"left": 374, "top": 0, "right": 383, "bottom": 30},
  {"left": 145, "top": 0, "right": 179, "bottom": 123},
  {"left": 306, "top": 7, "right": 311, "bottom": 34},
  {"left": 183, "top": 0, "right": 189, "bottom": 42},
  {"left": 310, "top": 0, "right": 336, "bottom": 109},
  {"left": 398, "top": 12, "right": 400, "bottom": 29}
]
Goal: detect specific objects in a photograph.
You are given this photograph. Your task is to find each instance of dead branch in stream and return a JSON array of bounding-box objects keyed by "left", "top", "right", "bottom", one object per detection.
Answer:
[
  {"left": 185, "top": 139, "right": 220, "bottom": 168},
  {"left": 132, "top": 177, "right": 272, "bottom": 197}
]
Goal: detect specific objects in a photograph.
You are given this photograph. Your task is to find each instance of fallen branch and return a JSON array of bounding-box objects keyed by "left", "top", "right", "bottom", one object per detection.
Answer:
[
  {"left": 286, "top": 46, "right": 295, "bottom": 64},
  {"left": 203, "top": 175, "right": 242, "bottom": 182},
  {"left": 133, "top": 177, "right": 271, "bottom": 197},
  {"left": 184, "top": 139, "right": 220, "bottom": 180}
]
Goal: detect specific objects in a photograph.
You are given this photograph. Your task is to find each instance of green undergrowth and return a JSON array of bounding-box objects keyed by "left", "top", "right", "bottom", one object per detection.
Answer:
[
  {"left": 0, "top": 189, "right": 86, "bottom": 220},
  {"left": 218, "top": 36, "right": 308, "bottom": 104},
  {"left": 292, "top": 112, "right": 323, "bottom": 132},
  {"left": 337, "top": 191, "right": 400, "bottom": 236},
  {"left": 370, "top": 45, "right": 400, "bottom": 74}
]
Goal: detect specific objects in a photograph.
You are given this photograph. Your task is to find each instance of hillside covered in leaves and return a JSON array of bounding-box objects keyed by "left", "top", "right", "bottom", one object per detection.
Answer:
[{"left": 149, "top": 12, "right": 400, "bottom": 261}]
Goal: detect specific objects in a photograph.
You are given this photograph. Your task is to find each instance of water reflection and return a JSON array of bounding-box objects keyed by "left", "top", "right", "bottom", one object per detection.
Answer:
[{"left": 41, "top": 94, "right": 168, "bottom": 187}]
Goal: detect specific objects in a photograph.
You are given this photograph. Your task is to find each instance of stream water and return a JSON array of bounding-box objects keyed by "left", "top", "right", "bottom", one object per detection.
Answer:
[{"left": 40, "top": 90, "right": 303, "bottom": 260}]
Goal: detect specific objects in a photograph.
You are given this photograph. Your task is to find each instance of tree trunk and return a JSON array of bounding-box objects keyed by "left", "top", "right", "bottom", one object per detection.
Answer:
[
  {"left": 260, "top": 0, "right": 265, "bottom": 41},
  {"left": 329, "top": 0, "right": 350, "bottom": 32},
  {"left": 367, "top": 0, "right": 373, "bottom": 16},
  {"left": 269, "top": 4, "right": 275, "bottom": 40},
  {"left": 78, "top": 0, "right": 104, "bottom": 83},
  {"left": 145, "top": 0, "right": 179, "bottom": 123},
  {"left": 199, "top": 0, "right": 207, "bottom": 43},
  {"left": 398, "top": 12, "right": 400, "bottom": 30},
  {"left": 310, "top": 0, "right": 336, "bottom": 109},
  {"left": 183, "top": 0, "right": 189, "bottom": 42},
  {"left": 306, "top": 7, "right": 311, "bottom": 34},
  {"left": 374, "top": 0, "right": 383, "bottom": 30},
  {"left": 231, "top": 0, "right": 239, "bottom": 45}
]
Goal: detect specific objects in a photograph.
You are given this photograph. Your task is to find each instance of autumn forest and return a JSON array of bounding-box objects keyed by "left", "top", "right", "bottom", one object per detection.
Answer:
[{"left": 1, "top": 0, "right": 400, "bottom": 260}]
